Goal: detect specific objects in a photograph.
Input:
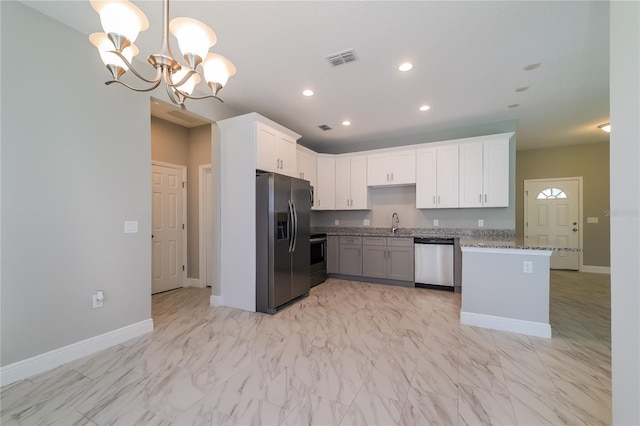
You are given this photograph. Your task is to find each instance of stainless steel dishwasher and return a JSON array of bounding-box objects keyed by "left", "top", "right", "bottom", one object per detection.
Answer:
[{"left": 414, "top": 237, "right": 455, "bottom": 289}]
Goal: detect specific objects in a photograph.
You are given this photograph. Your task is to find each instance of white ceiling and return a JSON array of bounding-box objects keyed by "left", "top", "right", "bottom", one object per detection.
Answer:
[{"left": 25, "top": 1, "right": 610, "bottom": 152}]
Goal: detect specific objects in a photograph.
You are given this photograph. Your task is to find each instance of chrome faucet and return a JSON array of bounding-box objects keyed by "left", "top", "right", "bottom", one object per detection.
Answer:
[{"left": 392, "top": 212, "right": 399, "bottom": 234}]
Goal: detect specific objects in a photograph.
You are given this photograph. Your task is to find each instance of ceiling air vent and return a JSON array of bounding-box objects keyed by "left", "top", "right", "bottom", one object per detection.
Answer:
[
  {"left": 325, "top": 49, "right": 358, "bottom": 67},
  {"left": 318, "top": 124, "right": 332, "bottom": 131}
]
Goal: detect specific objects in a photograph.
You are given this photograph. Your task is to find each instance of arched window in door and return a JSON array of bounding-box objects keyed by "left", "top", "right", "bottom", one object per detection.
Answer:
[{"left": 536, "top": 187, "right": 568, "bottom": 199}]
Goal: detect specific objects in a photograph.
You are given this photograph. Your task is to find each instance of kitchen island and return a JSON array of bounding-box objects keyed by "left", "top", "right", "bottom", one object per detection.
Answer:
[{"left": 314, "top": 227, "right": 579, "bottom": 338}]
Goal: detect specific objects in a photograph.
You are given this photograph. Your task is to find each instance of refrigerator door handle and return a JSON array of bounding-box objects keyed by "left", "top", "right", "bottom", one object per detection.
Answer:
[
  {"left": 287, "top": 200, "right": 294, "bottom": 252},
  {"left": 291, "top": 200, "right": 298, "bottom": 252}
]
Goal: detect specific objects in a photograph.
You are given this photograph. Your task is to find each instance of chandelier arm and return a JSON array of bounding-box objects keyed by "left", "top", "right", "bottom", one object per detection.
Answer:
[
  {"left": 109, "top": 50, "right": 163, "bottom": 84},
  {"left": 105, "top": 78, "right": 163, "bottom": 93},
  {"left": 165, "top": 69, "right": 198, "bottom": 88}
]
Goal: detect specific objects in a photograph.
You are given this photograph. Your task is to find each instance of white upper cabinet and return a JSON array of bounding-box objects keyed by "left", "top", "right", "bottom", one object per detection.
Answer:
[
  {"left": 459, "top": 136, "right": 510, "bottom": 207},
  {"left": 256, "top": 121, "right": 297, "bottom": 177},
  {"left": 315, "top": 156, "right": 335, "bottom": 210},
  {"left": 296, "top": 147, "right": 316, "bottom": 186},
  {"left": 416, "top": 145, "right": 459, "bottom": 208},
  {"left": 336, "top": 155, "right": 369, "bottom": 210},
  {"left": 367, "top": 150, "right": 416, "bottom": 186}
]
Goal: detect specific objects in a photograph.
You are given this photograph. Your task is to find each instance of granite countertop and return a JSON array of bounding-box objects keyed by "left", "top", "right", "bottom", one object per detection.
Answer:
[{"left": 312, "top": 227, "right": 581, "bottom": 252}]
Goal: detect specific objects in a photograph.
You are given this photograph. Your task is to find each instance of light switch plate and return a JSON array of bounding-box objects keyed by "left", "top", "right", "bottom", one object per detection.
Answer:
[
  {"left": 124, "top": 221, "right": 138, "bottom": 233},
  {"left": 478, "top": 219, "right": 484, "bottom": 227},
  {"left": 587, "top": 217, "right": 599, "bottom": 224},
  {"left": 363, "top": 219, "right": 370, "bottom": 226},
  {"left": 433, "top": 219, "right": 439, "bottom": 227},
  {"left": 334, "top": 219, "right": 339, "bottom": 225}
]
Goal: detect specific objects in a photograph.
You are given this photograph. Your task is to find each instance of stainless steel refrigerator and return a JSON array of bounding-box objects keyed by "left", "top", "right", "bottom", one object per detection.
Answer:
[{"left": 256, "top": 172, "right": 311, "bottom": 314}]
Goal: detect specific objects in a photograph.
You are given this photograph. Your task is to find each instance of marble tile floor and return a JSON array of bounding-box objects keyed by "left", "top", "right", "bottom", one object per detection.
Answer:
[{"left": 1, "top": 271, "right": 611, "bottom": 425}]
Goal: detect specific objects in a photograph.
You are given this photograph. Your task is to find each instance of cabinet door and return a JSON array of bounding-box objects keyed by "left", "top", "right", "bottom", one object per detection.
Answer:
[
  {"left": 367, "top": 153, "right": 390, "bottom": 186},
  {"left": 350, "top": 155, "right": 368, "bottom": 209},
  {"left": 335, "top": 157, "right": 351, "bottom": 210},
  {"left": 315, "top": 157, "right": 335, "bottom": 210},
  {"left": 296, "top": 149, "right": 317, "bottom": 186},
  {"left": 256, "top": 123, "right": 277, "bottom": 172},
  {"left": 483, "top": 139, "right": 509, "bottom": 207},
  {"left": 327, "top": 236, "right": 340, "bottom": 274},
  {"left": 277, "top": 134, "right": 297, "bottom": 177},
  {"left": 437, "top": 145, "right": 459, "bottom": 208},
  {"left": 363, "top": 245, "right": 387, "bottom": 278},
  {"left": 416, "top": 148, "right": 437, "bottom": 208},
  {"left": 339, "top": 244, "right": 363, "bottom": 276},
  {"left": 459, "top": 142, "right": 484, "bottom": 207},
  {"left": 389, "top": 150, "right": 416, "bottom": 185},
  {"left": 387, "top": 245, "right": 415, "bottom": 281}
]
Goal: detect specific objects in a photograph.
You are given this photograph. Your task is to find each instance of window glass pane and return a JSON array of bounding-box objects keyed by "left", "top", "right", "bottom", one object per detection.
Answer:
[{"left": 536, "top": 187, "right": 568, "bottom": 199}]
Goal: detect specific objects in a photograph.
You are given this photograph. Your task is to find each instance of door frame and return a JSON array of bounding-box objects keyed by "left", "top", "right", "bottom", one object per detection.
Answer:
[
  {"left": 152, "top": 160, "right": 188, "bottom": 288},
  {"left": 199, "top": 164, "right": 212, "bottom": 288},
  {"left": 524, "top": 176, "right": 583, "bottom": 271}
]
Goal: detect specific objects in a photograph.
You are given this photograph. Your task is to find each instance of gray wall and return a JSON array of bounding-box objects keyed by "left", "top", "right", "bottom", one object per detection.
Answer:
[
  {"left": 311, "top": 135, "right": 516, "bottom": 230},
  {"left": 0, "top": 1, "right": 238, "bottom": 367},
  {"left": 151, "top": 117, "right": 212, "bottom": 280},
  {"left": 516, "top": 142, "right": 610, "bottom": 267},
  {"left": 1, "top": 1, "right": 151, "bottom": 365},
  {"left": 610, "top": 1, "right": 640, "bottom": 423}
]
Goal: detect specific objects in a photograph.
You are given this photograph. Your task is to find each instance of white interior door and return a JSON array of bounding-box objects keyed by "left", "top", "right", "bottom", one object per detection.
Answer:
[
  {"left": 152, "top": 163, "right": 185, "bottom": 294},
  {"left": 524, "top": 178, "right": 581, "bottom": 270}
]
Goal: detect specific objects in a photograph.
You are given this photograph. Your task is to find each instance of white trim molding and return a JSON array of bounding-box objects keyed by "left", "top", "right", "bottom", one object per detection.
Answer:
[
  {"left": 186, "top": 278, "right": 203, "bottom": 287},
  {"left": 210, "top": 294, "right": 224, "bottom": 306},
  {"left": 581, "top": 265, "right": 611, "bottom": 274},
  {"left": 199, "top": 164, "right": 213, "bottom": 289},
  {"left": 0, "top": 319, "right": 153, "bottom": 387},
  {"left": 460, "top": 311, "right": 551, "bottom": 338}
]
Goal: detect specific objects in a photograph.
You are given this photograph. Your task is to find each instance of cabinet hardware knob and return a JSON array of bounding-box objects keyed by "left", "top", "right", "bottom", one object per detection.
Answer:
[{"left": 573, "top": 228, "right": 578, "bottom": 232}]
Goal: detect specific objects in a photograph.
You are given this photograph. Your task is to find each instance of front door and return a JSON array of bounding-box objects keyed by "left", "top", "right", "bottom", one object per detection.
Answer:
[
  {"left": 152, "top": 163, "right": 185, "bottom": 294},
  {"left": 524, "top": 178, "right": 581, "bottom": 270}
]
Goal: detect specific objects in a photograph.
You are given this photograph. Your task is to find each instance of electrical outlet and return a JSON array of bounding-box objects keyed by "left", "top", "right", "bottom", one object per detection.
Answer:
[
  {"left": 363, "top": 219, "right": 370, "bottom": 226},
  {"left": 523, "top": 261, "right": 533, "bottom": 274},
  {"left": 92, "top": 290, "right": 104, "bottom": 309},
  {"left": 478, "top": 219, "right": 484, "bottom": 227},
  {"left": 334, "top": 219, "right": 339, "bottom": 225},
  {"left": 433, "top": 219, "right": 439, "bottom": 227}
]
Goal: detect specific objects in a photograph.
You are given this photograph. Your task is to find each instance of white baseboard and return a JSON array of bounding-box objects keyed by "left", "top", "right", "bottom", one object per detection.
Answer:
[
  {"left": 460, "top": 311, "right": 551, "bottom": 338},
  {"left": 0, "top": 318, "right": 153, "bottom": 387},
  {"left": 210, "top": 294, "right": 223, "bottom": 306},
  {"left": 581, "top": 265, "right": 611, "bottom": 274},
  {"left": 185, "top": 278, "right": 203, "bottom": 287}
]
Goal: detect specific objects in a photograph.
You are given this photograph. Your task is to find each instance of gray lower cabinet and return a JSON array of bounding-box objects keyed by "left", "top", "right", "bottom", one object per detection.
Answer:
[
  {"left": 339, "top": 236, "right": 363, "bottom": 276},
  {"left": 363, "top": 237, "right": 414, "bottom": 282},
  {"left": 327, "top": 236, "right": 340, "bottom": 274}
]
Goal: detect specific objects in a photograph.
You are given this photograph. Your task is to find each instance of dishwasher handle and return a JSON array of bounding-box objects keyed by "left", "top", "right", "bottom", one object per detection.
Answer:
[{"left": 414, "top": 237, "right": 454, "bottom": 245}]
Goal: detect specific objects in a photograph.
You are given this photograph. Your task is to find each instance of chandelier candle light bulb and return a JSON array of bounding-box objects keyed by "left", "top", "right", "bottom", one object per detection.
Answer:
[{"left": 89, "top": 0, "right": 236, "bottom": 107}]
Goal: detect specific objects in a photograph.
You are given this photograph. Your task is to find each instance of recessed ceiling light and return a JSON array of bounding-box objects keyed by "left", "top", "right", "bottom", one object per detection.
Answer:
[
  {"left": 508, "top": 104, "right": 520, "bottom": 108},
  {"left": 598, "top": 123, "right": 611, "bottom": 133},
  {"left": 302, "top": 89, "right": 314, "bottom": 97},
  {"left": 419, "top": 105, "right": 430, "bottom": 111},
  {"left": 515, "top": 86, "right": 529, "bottom": 92},
  {"left": 342, "top": 120, "right": 351, "bottom": 126},
  {"left": 524, "top": 63, "right": 541, "bottom": 71},
  {"left": 398, "top": 62, "right": 413, "bottom": 72}
]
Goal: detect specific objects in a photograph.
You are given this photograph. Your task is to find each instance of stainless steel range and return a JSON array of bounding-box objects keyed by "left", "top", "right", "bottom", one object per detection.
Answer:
[{"left": 310, "top": 233, "right": 327, "bottom": 287}]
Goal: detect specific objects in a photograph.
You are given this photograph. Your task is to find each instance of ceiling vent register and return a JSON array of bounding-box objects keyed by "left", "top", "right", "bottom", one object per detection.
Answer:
[{"left": 325, "top": 49, "right": 358, "bottom": 67}]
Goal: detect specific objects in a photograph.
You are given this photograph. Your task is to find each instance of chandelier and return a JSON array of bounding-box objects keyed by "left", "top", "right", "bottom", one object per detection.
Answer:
[{"left": 89, "top": 0, "right": 236, "bottom": 107}]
